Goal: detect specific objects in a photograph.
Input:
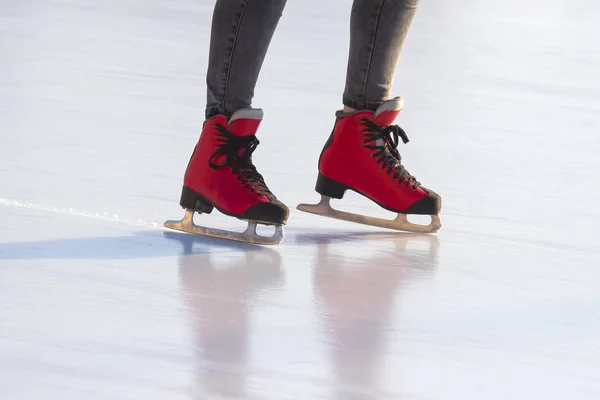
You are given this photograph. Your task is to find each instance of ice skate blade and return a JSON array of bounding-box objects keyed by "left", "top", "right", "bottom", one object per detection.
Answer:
[
  {"left": 163, "top": 210, "right": 284, "bottom": 245},
  {"left": 297, "top": 196, "right": 441, "bottom": 234}
]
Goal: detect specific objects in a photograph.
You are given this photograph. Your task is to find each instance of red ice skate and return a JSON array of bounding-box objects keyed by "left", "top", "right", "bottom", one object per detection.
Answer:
[
  {"left": 297, "top": 97, "right": 442, "bottom": 233},
  {"left": 164, "top": 108, "right": 289, "bottom": 245}
]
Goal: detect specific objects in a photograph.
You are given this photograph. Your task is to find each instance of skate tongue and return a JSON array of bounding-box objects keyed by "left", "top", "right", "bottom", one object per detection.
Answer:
[
  {"left": 373, "top": 97, "right": 404, "bottom": 127},
  {"left": 228, "top": 108, "right": 264, "bottom": 136}
]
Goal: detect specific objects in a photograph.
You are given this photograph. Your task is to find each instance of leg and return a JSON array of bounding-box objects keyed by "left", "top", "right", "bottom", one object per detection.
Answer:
[
  {"left": 206, "top": 0, "right": 287, "bottom": 118},
  {"left": 343, "top": 0, "right": 419, "bottom": 111},
  {"left": 166, "top": 0, "right": 289, "bottom": 245},
  {"left": 298, "top": 0, "right": 442, "bottom": 233}
]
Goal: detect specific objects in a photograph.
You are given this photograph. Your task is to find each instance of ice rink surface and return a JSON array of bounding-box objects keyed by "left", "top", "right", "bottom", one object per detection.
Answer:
[{"left": 1, "top": 0, "right": 600, "bottom": 399}]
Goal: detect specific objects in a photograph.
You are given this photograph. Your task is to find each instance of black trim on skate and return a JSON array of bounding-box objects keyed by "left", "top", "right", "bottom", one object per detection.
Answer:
[
  {"left": 405, "top": 191, "right": 442, "bottom": 215},
  {"left": 244, "top": 200, "right": 289, "bottom": 225},
  {"left": 179, "top": 186, "right": 289, "bottom": 226},
  {"left": 180, "top": 186, "right": 214, "bottom": 214},
  {"left": 317, "top": 128, "right": 335, "bottom": 170},
  {"left": 315, "top": 175, "right": 441, "bottom": 216},
  {"left": 315, "top": 173, "right": 350, "bottom": 199}
]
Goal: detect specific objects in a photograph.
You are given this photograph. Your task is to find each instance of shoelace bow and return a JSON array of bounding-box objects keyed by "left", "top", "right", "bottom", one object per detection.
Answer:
[
  {"left": 361, "top": 118, "right": 421, "bottom": 190},
  {"left": 209, "top": 124, "right": 274, "bottom": 198}
]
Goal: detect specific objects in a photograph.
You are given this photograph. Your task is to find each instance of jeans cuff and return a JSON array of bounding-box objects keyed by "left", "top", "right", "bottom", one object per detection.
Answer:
[
  {"left": 342, "top": 94, "right": 382, "bottom": 112},
  {"left": 205, "top": 104, "right": 246, "bottom": 120},
  {"left": 205, "top": 105, "right": 225, "bottom": 119}
]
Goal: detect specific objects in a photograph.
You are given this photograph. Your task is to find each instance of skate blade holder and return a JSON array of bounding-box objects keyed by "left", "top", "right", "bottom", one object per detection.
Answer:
[
  {"left": 297, "top": 195, "right": 441, "bottom": 234},
  {"left": 164, "top": 209, "right": 284, "bottom": 245}
]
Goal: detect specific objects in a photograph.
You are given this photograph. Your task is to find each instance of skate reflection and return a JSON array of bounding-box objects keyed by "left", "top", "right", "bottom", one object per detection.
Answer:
[
  {"left": 165, "top": 232, "right": 283, "bottom": 399},
  {"left": 303, "top": 232, "right": 439, "bottom": 399}
]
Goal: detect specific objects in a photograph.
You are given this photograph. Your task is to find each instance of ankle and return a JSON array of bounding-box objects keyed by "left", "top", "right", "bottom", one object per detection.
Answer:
[{"left": 342, "top": 105, "right": 357, "bottom": 113}]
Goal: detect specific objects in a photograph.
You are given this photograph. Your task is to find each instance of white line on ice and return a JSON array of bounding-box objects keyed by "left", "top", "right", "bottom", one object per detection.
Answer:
[{"left": 0, "top": 198, "right": 162, "bottom": 228}]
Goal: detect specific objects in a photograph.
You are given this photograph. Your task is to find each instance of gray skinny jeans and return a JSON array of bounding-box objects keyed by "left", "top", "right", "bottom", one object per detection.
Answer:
[{"left": 205, "top": 0, "right": 419, "bottom": 118}]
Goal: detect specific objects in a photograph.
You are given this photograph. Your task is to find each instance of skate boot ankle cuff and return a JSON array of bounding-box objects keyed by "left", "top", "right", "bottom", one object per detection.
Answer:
[
  {"left": 226, "top": 108, "right": 264, "bottom": 137},
  {"left": 335, "top": 97, "right": 404, "bottom": 126},
  {"left": 374, "top": 97, "right": 404, "bottom": 126}
]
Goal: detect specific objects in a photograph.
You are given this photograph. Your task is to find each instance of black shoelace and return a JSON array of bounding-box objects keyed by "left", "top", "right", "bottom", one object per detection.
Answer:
[
  {"left": 208, "top": 124, "right": 274, "bottom": 198},
  {"left": 361, "top": 118, "right": 421, "bottom": 190}
]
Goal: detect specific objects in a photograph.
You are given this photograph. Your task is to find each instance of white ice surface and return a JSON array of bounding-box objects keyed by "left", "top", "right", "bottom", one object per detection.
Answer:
[{"left": 1, "top": 0, "right": 600, "bottom": 399}]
